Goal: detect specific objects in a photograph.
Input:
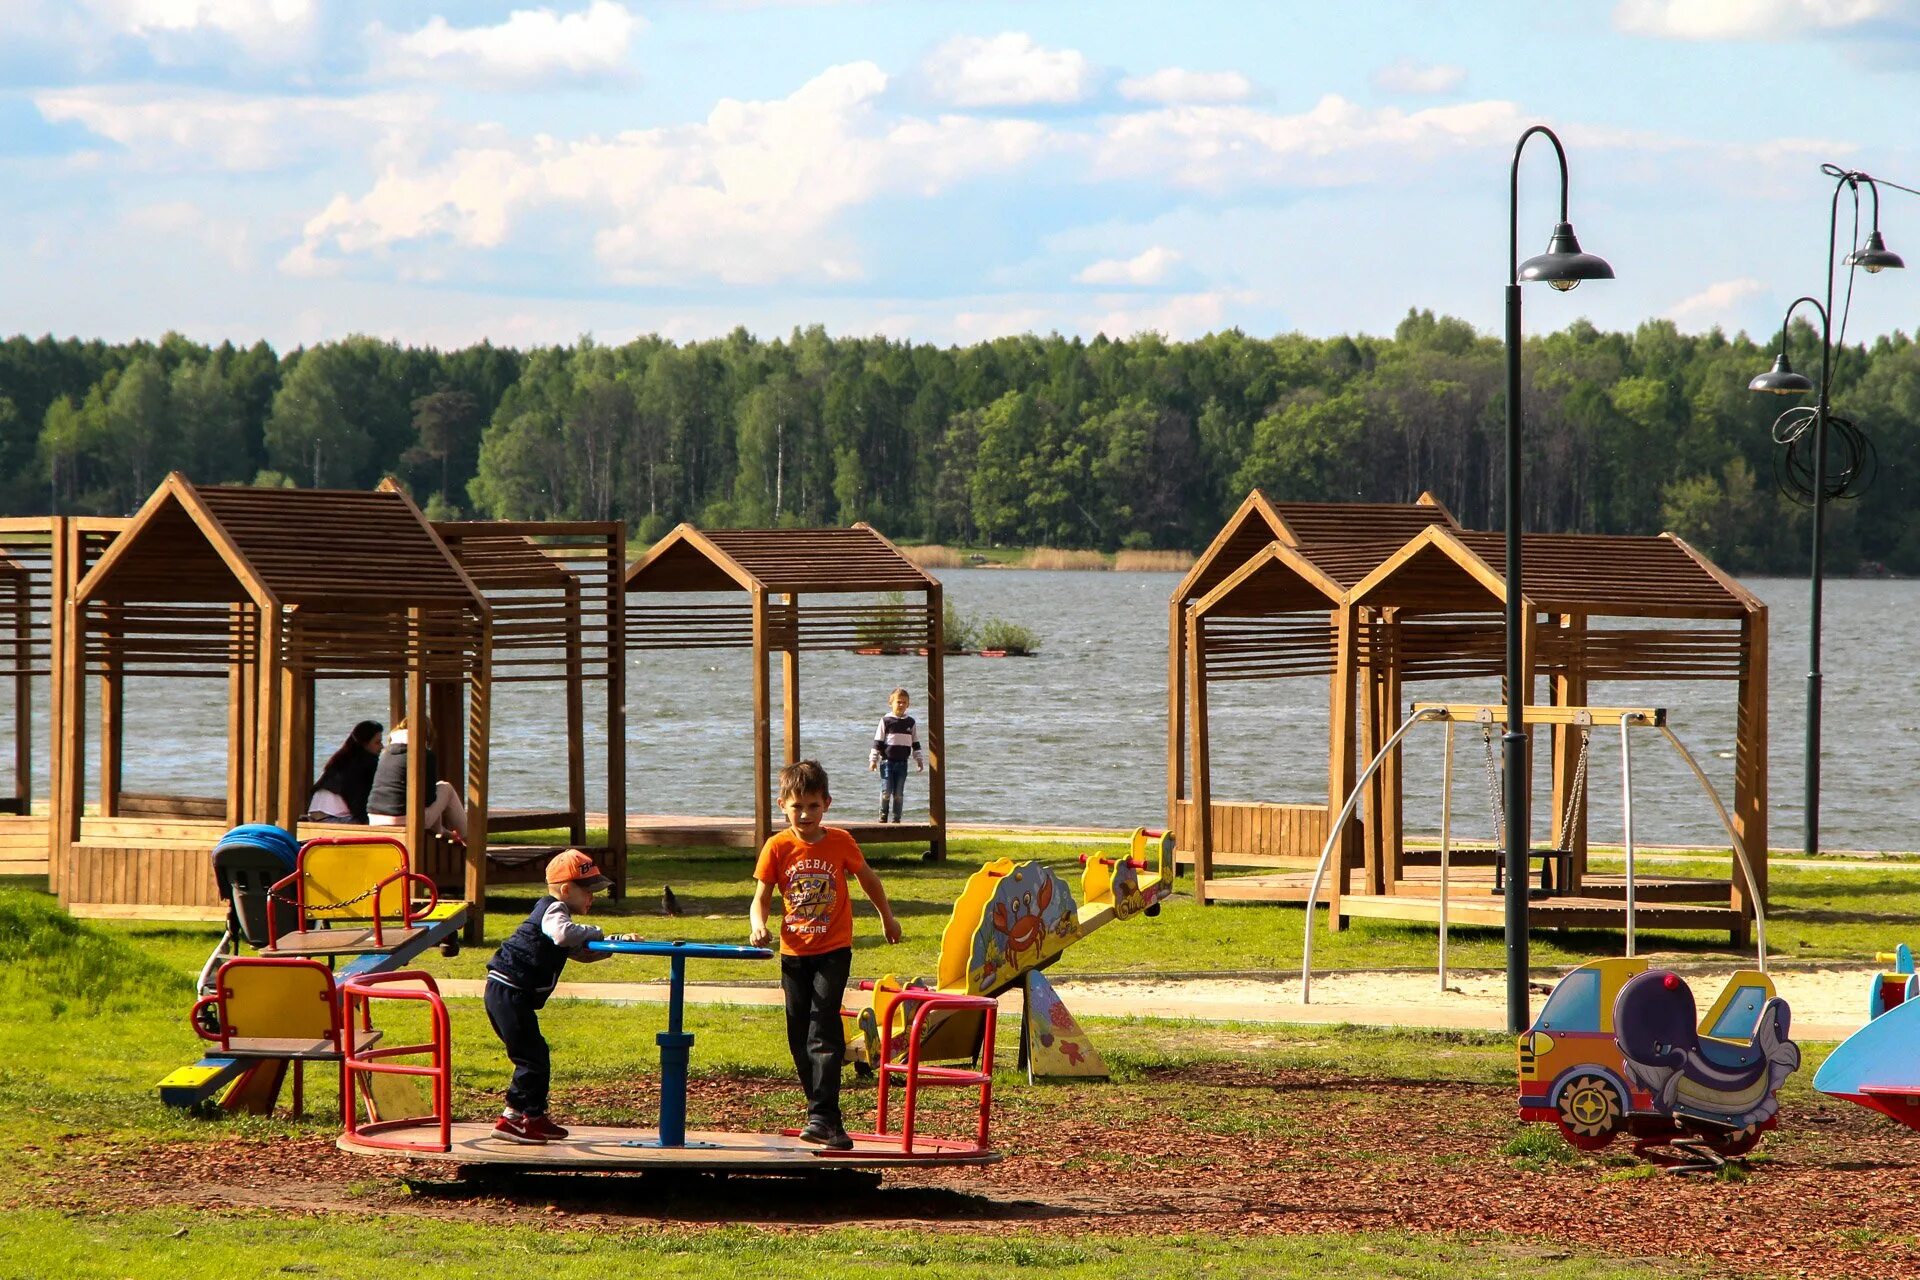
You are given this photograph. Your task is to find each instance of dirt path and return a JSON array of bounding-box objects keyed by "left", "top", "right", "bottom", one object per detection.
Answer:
[{"left": 42, "top": 1068, "right": 1920, "bottom": 1280}]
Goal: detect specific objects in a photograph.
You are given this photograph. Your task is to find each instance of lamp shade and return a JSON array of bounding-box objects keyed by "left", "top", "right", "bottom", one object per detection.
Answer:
[
  {"left": 1749, "top": 353, "right": 1815, "bottom": 395},
  {"left": 1845, "top": 229, "right": 1905, "bottom": 274},
  {"left": 1518, "top": 222, "right": 1615, "bottom": 291}
]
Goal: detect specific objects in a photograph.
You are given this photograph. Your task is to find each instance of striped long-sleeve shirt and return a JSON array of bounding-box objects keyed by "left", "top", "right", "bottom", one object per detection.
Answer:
[{"left": 869, "top": 714, "right": 925, "bottom": 767}]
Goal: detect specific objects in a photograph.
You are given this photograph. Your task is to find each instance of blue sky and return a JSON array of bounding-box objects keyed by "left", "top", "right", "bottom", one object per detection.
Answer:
[{"left": 2, "top": 0, "right": 1919, "bottom": 349}]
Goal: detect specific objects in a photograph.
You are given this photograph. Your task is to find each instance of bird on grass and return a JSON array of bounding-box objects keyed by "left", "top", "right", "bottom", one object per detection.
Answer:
[{"left": 660, "top": 885, "right": 684, "bottom": 917}]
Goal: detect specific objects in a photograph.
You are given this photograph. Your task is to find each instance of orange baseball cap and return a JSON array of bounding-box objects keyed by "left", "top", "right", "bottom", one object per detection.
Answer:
[{"left": 545, "top": 849, "right": 611, "bottom": 892}]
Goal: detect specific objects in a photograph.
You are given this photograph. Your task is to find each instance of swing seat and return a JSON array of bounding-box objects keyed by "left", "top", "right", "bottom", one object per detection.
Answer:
[{"left": 1489, "top": 848, "right": 1576, "bottom": 897}]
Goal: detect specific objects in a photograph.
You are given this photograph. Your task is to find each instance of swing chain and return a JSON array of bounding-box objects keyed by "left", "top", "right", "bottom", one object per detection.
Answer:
[
  {"left": 265, "top": 882, "right": 386, "bottom": 912},
  {"left": 1557, "top": 727, "right": 1592, "bottom": 853},
  {"left": 1481, "top": 723, "right": 1504, "bottom": 846}
]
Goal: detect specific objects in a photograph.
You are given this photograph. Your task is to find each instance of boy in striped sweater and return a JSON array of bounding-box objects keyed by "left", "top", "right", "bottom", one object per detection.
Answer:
[{"left": 867, "top": 687, "right": 925, "bottom": 823}]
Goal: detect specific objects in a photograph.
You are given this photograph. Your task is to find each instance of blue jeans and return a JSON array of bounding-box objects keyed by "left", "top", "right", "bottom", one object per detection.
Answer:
[{"left": 879, "top": 759, "right": 908, "bottom": 821}]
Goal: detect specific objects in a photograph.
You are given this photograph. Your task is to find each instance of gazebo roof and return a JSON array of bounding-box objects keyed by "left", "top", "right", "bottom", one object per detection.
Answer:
[
  {"left": 627, "top": 523, "right": 938, "bottom": 595},
  {"left": 1351, "top": 526, "right": 1762, "bottom": 620},
  {"left": 439, "top": 530, "right": 575, "bottom": 592},
  {"left": 1175, "top": 490, "right": 1457, "bottom": 605},
  {"left": 74, "top": 474, "right": 485, "bottom": 611}
]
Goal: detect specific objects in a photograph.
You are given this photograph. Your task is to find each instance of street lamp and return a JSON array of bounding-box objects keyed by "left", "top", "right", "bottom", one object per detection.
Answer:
[
  {"left": 1750, "top": 165, "right": 1906, "bottom": 862},
  {"left": 1503, "top": 125, "right": 1613, "bottom": 1034}
]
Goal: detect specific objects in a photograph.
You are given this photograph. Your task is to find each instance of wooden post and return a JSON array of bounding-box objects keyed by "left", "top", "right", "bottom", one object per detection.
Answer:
[
  {"left": 563, "top": 576, "right": 587, "bottom": 846},
  {"left": 387, "top": 676, "right": 403, "bottom": 736},
  {"left": 1358, "top": 609, "right": 1384, "bottom": 896},
  {"left": 405, "top": 607, "right": 427, "bottom": 894},
  {"left": 466, "top": 613, "right": 492, "bottom": 944},
  {"left": 750, "top": 589, "right": 771, "bottom": 848},
  {"left": 255, "top": 605, "right": 283, "bottom": 825},
  {"left": 1731, "top": 609, "right": 1768, "bottom": 935},
  {"left": 1326, "top": 602, "right": 1360, "bottom": 931},
  {"left": 11, "top": 568, "right": 29, "bottom": 813},
  {"left": 428, "top": 681, "right": 464, "bottom": 797},
  {"left": 781, "top": 593, "right": 800, "bottom": 766},
  {"left": 1379, "top": 609, "right": 1404, "bottom": 893},
  {"left": 226, "top": 605, "right": 249, "bottom": 826},
  {"left": 294, "top": 673, "right": 316, "bottom": 823},
  {"left": 1186, "top": 606, "right": 1212, "bottom": 905},
  {"left": 1550, "top": 613, "right": 1589, "bottom": 892},
  {"left": 98, "top": 611, "right": 122, "bottom": 818},
  {"left": 605, "top": 525, "right": 627, "bottom": 896},
  {"left": 47, "top": 519, "right": 68, "bottom": 858},
  {"left": 925, "top": 584, "right": 947, "bottom": 860},
  {"left": 1167, "top": 596, "right": 1185, "bottom": 834},
  {"left": 53, "top": 578, "right": 85, "bottom": 904}
]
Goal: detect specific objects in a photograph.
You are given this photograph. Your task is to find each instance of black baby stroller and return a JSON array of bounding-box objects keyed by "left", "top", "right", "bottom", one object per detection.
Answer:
[{"left": 194, "top": 824, "right": 300, "bottom": 999}]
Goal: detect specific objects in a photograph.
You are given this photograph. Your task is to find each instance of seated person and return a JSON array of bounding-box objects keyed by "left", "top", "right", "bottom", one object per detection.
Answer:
[
  {"left": 367, "top": 719, "right": 466, "bottom": 840},
  {"left": 305, "top": 720, "right": 383, "bottom": 823}
]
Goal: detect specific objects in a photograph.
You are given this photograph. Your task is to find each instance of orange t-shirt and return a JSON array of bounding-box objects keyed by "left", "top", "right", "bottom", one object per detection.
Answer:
[{"left": 753, "top": 827, "right": 868, "bottom": 957}]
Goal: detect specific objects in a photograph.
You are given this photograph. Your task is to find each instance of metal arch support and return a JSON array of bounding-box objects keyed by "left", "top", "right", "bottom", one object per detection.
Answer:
[
  {"left": 1655, "top": 723, "right": 1769, "bottom": 972},
  {"left": 1301, "top": 705, "right": 1450, "bottom": 1003}
]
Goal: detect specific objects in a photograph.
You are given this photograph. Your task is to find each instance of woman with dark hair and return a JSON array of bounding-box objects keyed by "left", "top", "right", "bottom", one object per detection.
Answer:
[
  {"left": 307, "top": 720, "right": 383, "bottom": 824},
  {"left": 367, "top": 718, "right": 467, "bottom": 840}
]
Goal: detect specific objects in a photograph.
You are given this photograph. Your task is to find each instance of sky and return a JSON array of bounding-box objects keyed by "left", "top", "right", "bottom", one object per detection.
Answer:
[{"left": 2, "top": 0, "right": 1920, "bottom": 351}]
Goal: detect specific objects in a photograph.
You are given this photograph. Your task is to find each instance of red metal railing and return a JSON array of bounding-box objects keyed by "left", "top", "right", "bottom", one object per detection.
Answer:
[
  {"left": 340, "top": 970, "right": 452, "bottom": 1153},
  {"left": 870, "top": 987, "right": 997, "bottom": 1156}
]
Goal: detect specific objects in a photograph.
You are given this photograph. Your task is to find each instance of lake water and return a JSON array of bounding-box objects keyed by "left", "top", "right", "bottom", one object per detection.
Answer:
[{"left": 18, "top": 571, "right": 1919, "bottom": 851}]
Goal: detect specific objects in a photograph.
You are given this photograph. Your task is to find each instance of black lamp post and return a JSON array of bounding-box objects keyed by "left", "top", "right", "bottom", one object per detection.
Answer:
[
  {"left": 1750, "top": 165, "right": 1905, "bottom": 862},
  {"left": 1503, "top": 126, "right": 1613, "bottom": 1033}
]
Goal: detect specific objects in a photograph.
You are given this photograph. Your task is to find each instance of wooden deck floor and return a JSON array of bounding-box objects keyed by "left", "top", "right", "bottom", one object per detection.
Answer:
[
  {"left": 340, "top": 1123, "right": 999, "bottom": 1172},
  {"left": 628, "top": 815, "right": 938, "bottom": 849},
  {"left": 1195, "top": 863, "right": 1748, "bottom": 939}
]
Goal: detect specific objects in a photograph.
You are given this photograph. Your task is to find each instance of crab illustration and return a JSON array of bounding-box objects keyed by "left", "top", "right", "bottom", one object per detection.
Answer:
[{"left": 991, "top": 877, "right": 1054, "bottom": 974}]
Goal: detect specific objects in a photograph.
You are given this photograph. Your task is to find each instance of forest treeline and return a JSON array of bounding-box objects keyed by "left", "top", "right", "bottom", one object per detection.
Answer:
[{"left": 4, "top": 310, "right": 1917, "bottom": 574}]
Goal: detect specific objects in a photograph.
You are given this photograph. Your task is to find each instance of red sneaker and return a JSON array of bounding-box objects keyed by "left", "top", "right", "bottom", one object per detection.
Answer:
[
  {"left": 524, "top": 1115, "right": 570, "bottom": 1141},
  {"left": 492, "top": 1114, "right": 545, "bottom": 1144}
]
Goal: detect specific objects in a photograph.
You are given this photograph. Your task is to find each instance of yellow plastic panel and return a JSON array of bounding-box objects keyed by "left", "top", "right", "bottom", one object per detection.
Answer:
[
  {"left": 303, "top": 841, "right": 407, "bottom": 921},
  {"left": 938, "top": 860, "right": 1010, "bottom": 991},
  {"left": 224, "top": 965, "right": 334, "bottom": 1041}
]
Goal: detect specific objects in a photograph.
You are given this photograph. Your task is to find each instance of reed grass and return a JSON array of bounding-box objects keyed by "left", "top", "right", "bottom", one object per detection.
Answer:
[
  {"left": 1022, "top": 547, "right": 1109, "bottom": 570},
  {"left": 901, "top": 544, "right": 968, "bottom": 569},
  {"left": 1113, "top": 549, "right": 1195, "bottom": 572}
]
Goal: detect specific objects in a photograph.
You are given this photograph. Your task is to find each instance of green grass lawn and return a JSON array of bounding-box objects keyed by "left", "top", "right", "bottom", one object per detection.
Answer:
[
  {"left": 87, "top": 837, "right": 1913, "bottom": 994},
  {"left": 0, "top": 866, "right": 1876, "bottom": 1279}
]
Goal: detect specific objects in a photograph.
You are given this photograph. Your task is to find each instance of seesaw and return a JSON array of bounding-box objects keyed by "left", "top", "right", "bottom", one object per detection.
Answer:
[
  {"left": 843, "top": 826, "right": 1173, "bottom": 1083},
  {"left": 1814, "top": 945, "right": 1920, "bottom": 1131}
]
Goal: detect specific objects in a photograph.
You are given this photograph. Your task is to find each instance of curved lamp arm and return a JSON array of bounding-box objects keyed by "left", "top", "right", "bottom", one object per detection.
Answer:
[{"left": 1510, "top": 125, "right": 1571, "bottom": 284}]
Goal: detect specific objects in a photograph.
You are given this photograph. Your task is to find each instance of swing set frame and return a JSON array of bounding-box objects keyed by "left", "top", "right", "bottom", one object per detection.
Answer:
[{"left": 1299, "top": 702, "right": 1769, "bottom": 1003}]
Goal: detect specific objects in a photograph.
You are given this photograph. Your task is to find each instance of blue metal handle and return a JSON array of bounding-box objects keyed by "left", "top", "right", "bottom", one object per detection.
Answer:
[{"left": 587, "top": 939, "right": 774, "bottom": 960}]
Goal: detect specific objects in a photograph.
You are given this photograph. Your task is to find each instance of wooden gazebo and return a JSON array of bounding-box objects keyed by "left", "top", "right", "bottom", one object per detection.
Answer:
[
  {"left": 626, "top": 524, "right": 947, "bottom": 856},
  {"left": 1331, "top": 524, "right": 1766, "bottom": 942},
  {"left": 1168, "top": 490, "right": 1458, "bottom": 898},
  {"left": 1171, "top": 492, "right": 1768, "bottom": 946},
  {"left": 0, "top": 516, "right": 128, "bottom": 880},
  {"left": 49, "top": 476, "right": 494, "bottom": 933},
  {"left": 435, "top": 520, "right": 626, "bottom": 891}
]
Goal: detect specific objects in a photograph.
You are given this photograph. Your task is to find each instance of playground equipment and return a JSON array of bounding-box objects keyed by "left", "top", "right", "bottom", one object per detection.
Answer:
[
  {"left": 1813, "top": 945, "right": 1920, "bottom": 1131},
  {"left": 336, "top": 937, "right": 1005, "bottom": 1176},
  {"left": 843, "top": 826, "right": 1173, "bottom": 1083},
  {"left": 163, "top": 831, "right": 467, "bottom": 1113},
  {"left": 1517, "top": 959, "right": 1798, "bottom": 1172},
  {"left": 1300, "top": 704, "right": 1769, "bottom": 1003}
]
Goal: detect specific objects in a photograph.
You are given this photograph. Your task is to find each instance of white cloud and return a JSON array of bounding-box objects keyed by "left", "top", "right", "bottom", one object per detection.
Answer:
[
  {"left": 1076, "top": 245, "right": 1181, "bottom": 286},
  {"left": 1083, "top": 289, "right": 1245, "bottom": 340},
  {"left": 35, "top": 87, "right": 432, "bottom": 172},
  {"left": 1094, "top": 93, "right": 1527, "bottom": 192},
  {"left": 289, "top": 62, "right": 1051, "bottom": 285},
  {"left": 1665, "top": 276, "right": 1766, "bottom": 326},
  {"left": 1117, "top": 68, "right": 1253, "bottom": 104},
  {"left": 86, "top": 0, "right": 314, "bottom": 36},
  {"left": 368, "top": 2, "right": 644, "bottom": 86},
  {"left": 1614, "top": 0, "right": 1904, "bottom": 39},
  {"left": 1371, "top": 58, "right": 1467, "bottom": 95},
  {"left": 922, "top": 32, "right": 1093, "bottom": 107}
]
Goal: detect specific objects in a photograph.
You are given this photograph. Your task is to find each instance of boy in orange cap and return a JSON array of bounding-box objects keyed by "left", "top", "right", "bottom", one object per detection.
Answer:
[{"left": 483, "top": 849, "right": 616, "bottom": 1143}]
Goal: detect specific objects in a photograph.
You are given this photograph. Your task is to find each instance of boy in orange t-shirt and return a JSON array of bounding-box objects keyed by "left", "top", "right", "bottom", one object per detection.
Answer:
[{"left": 750, "top": 759, "right": 901, "bottom": 1149}]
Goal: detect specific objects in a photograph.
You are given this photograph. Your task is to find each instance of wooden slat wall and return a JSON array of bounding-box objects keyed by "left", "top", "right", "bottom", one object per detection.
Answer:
[{"left": 1172, "top": 799, "right": 1334, "bottom": 866}]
